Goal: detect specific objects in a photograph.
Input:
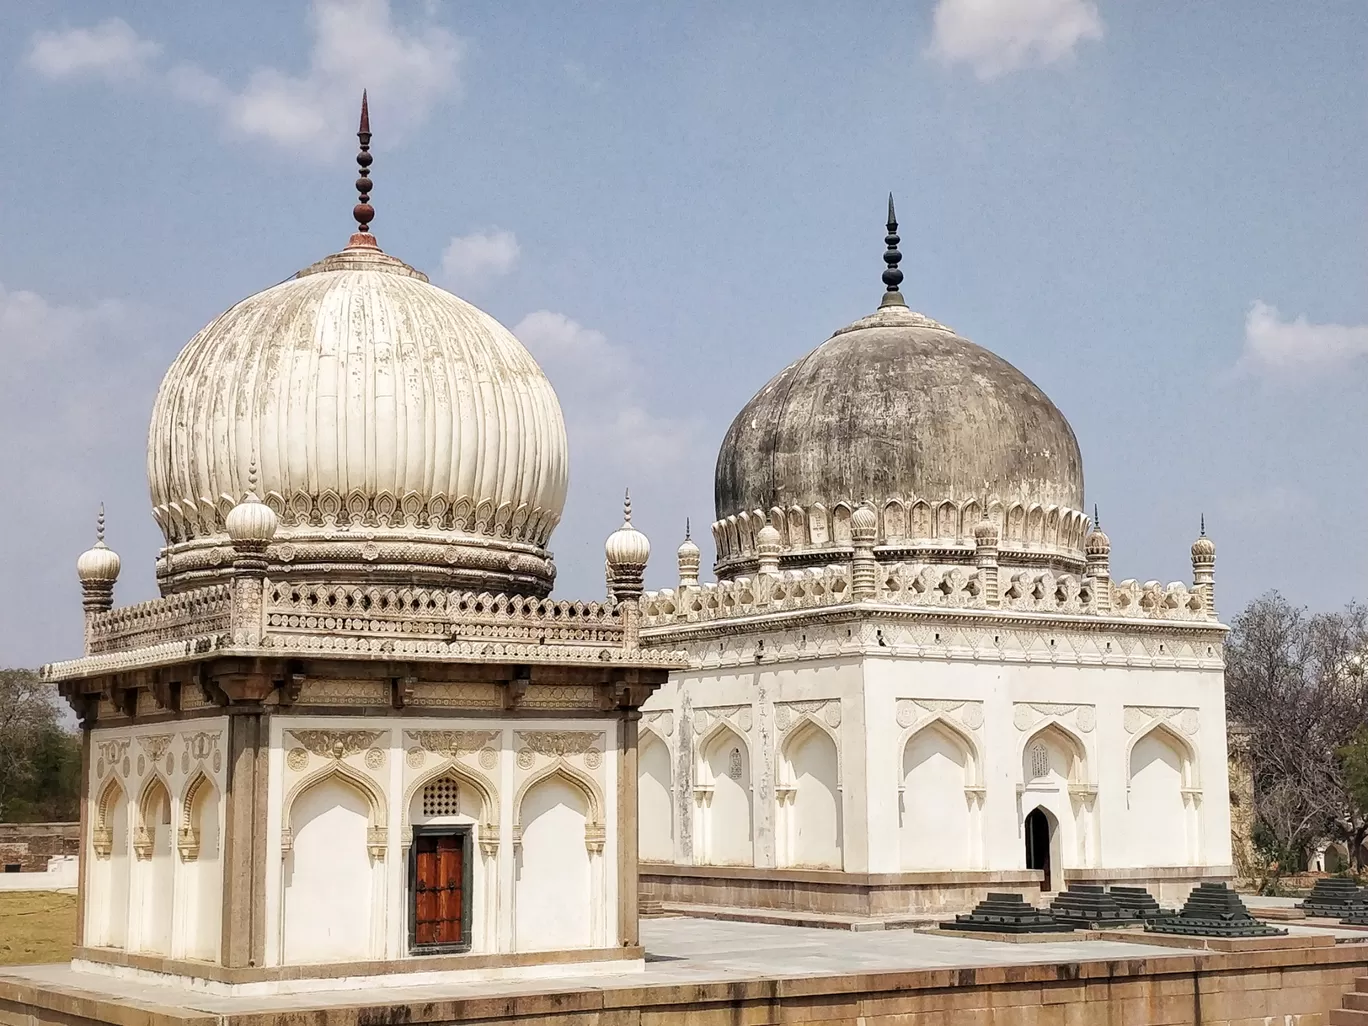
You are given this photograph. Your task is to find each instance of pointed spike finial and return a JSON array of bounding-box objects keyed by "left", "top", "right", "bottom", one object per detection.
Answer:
[
  {"left": 1200, "top": 512, "right": 1205, "bottom": 536},
  {"left": 96, "top": 503, "right": 106, "bottom": 544},
  {"left": 247, "top": 456, "right": 260, "bottom": 500},
  {"left": 685, "top": 517, "right": 691, "bottom": 541},
  {"left": 349, "top": 90, "right": 378, "bottom": 249},
  {"left": 1094, "top": 504, "right": 1099, "bottom": 529},
  {"left": 623, "top": 488, "right": 632, "bottom": 525},
  {"left": 880, "top": 192, "right": 906, "bottom": 307}
]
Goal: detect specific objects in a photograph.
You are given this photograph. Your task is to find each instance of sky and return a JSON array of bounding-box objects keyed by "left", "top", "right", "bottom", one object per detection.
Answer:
[{"left": 1, "top": 1, "right": 1365, "bottom": 668}]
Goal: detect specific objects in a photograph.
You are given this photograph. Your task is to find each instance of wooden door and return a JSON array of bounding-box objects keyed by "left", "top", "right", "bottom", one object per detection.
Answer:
[{"left": 413, "top": 834, "right": 464, "bottom": 947}]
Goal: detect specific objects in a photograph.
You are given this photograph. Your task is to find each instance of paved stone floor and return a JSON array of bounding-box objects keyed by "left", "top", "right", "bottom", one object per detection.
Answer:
[{"left": 0, "top": 917, "right": 1217, "bottom": 1013}]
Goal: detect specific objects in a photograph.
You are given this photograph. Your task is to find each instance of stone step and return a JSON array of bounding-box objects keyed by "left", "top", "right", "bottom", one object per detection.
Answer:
[
  {"left": 1343, "top": 991, "right": 1368, "bottom": 1010},
  {"left": 1329, "top": 1008, "right": 1368, "bottom": 1024}
]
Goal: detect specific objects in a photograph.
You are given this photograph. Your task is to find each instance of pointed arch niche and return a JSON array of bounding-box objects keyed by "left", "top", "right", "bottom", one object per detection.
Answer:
[
  {"left": 132, "top": 775, "right": 175, "bottom": 955},
  {"left": 1019, "top": 722, "right": 1095, "bottom": 871},
  {"left": 403, "top": 760, "right": 501, "bottom": 953},
  {"left": 694, "top": 721, "right": 753, "bottom": 866},
  {"left": 638, "top": 728, "right": 674, "bottom": 863},
  {"left": 89, "top": 777, "right": 130, "bottom": 949},
  {"left": 1126, "top": 721, "right": 1200, "bottom": 866},
  {"left": 279, "top": 764, "right": 388, "bottom": 965},
  {"left": 776, "top": 718, "right": 842, "bottom": 869},
  {"left": 899, "top": 718, "right": 983, "bottom": 870},
  {"left": 179, "top": 772, "right": 222, "bottom": 962},
  {"left": 512, "top": 763, "right": 604, "bottom": 952}
]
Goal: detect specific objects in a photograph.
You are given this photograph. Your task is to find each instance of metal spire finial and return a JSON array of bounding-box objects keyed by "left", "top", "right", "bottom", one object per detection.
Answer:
[
  {"left": 348, "top": 91, "right": 378, "bottom": 249},
  {"left": 685, "top": 517, "right": 691, "bottom": 541},
  {"left": 96, "top": 503, "right": 106, "bottom": 544},
  {"left": 1093, "top": 504, "right": 1099, "bottom": 529},
  {"left": 879, "top": 193, "right": 906, "bottom": 308},
  {"left": 1200, "top": 512, "right": 1206, "bottom": 536}
]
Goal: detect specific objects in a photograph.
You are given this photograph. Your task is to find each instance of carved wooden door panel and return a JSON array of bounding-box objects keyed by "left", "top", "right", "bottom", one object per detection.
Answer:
[{"left": 413, "top": 833, "right": 464, "bottom": 946}]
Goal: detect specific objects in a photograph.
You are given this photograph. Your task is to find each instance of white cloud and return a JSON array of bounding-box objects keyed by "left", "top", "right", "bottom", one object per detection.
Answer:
[
  {"left": 28, "top": 2, "right": 462, "bottom": 159},
  {"left": 1240, "top": 300, "right": 1368, "bottom": 377},
  {"left": 175, "top": 0, "right": 462, "bottom": 157},
  {"left": 439, "top": 231, "right": 520, "bottom": 290},
  {"left": 928, "top": 0, "right": 1102, "bottom": 79},
  {"left": 25, "top": 18, "right": 161, "bottom": 81},
  {"left": 514, "top": 310, "right": 697, "bottom": 469}
]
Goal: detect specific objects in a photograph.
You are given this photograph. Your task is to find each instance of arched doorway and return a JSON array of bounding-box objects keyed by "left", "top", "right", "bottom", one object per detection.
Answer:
[{"left": 1025, "top": 807, "right": 1055, "bottom": 891}]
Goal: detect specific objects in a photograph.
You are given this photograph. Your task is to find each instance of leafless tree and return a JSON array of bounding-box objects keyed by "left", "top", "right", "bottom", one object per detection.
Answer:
[{"left": 1225, "top": 594, "right": 1368, "bottom": 869}]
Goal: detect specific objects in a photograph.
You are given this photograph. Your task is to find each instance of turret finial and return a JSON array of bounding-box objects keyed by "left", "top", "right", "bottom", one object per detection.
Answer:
[
  {"left": 880, "top": 193, "right": 906, "bottom": 308},
  {"left": 1094, "top": 504, "right": 1099, "bottom": 529},
  {"left": 685, "top": 517, "right": 691, "bottom": 541},
  {"left": 623, "top": 488, "right": 632, "bottom": 524},
  {"left": 96, "top": 502, "right": 106, "bottom": 544},
  {"left": 348, "top": 90, "right": 379, "bottom": 250},
  {"left": 1200, "top": 512, "right": 1206, "bottom": 536}
]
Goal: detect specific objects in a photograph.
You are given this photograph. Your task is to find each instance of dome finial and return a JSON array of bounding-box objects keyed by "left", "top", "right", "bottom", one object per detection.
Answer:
[
  {"left": 623, "top": 488, "right": 632, "bottom": 525},
  {"left": 685, "top": 516, "right": 691, "bottom": 541},
  {"left": 880, "top": 193, "right": 906, "bottom": 309},
  {"left": 348, "top": 90, "right": 380, "bottom": 251},
  {"left": 96, "top": 502, "right": 106, "bottom": 544},
  {"left": 1200, "top": 512, "right": 1206, "bottom": 536},
  {"left": 1093, "top": 504, "right": 1099, "bottom": 529}
]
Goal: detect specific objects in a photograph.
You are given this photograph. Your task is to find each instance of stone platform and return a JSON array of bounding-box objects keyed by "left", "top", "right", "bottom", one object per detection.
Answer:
[{"left": 4, "top": 917, "right": 1368, "bottom": 1026}]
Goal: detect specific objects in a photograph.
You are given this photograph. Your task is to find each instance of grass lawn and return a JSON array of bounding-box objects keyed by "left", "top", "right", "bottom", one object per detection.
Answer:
[{"left": 0, "top": 891, "right": 77, "bottom": 966}]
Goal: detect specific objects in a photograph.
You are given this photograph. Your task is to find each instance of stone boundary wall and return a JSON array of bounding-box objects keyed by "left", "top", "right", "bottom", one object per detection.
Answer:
[
  {"left": 0, "top": 823, "right": 79, "bottom": 872},
  {"left": 3, "top": 940, "right": 1368, "bottom": 1026}
]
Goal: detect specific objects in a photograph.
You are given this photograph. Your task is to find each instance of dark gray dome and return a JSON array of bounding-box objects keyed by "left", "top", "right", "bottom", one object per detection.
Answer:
[{"left": 712, "top": 303, "right": 1086, "bottom": 577}]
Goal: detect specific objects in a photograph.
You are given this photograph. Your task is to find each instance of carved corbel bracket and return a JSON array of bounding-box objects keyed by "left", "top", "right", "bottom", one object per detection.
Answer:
[
  {"left": 280, "top": 826, "right": 293, "bottom": 856},
  {"left": 92, "top": 827, "right": 113, "bottom": 859},
  {"left": 479, "top": 833, "right": 500, "bottom": 859},
  {"left": 584, "top": 824, "right": 606, "bottom": 855},
  {"left": 132, "top": 828, "right": 154, "bottom": 861},
  {"left": 367, "top": 825, "right": 387, "bottom": 861},
  {"left": 177, "top": 826, "right": 200, "bottom": 862}
]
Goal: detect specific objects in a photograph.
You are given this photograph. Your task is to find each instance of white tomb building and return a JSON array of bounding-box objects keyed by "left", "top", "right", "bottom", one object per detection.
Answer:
[
  {"left": 43, "top": 100, "right": 677, "bottom": 993},
  {"left": 635, "top": 200, "right": 1231, "bottom": 919}
]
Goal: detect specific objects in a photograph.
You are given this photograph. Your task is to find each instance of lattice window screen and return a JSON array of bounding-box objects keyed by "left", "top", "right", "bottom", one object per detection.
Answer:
[{"left": 422, "top": 777, "right": 461, "bottom": 817}]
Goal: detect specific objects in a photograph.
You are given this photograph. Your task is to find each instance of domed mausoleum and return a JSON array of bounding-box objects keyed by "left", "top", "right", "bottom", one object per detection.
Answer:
[
  {"left": 714, "top": 199, "right": 1085, "bottom": 578},
  {"left": 148, "top": 200, "right": 567, "bottom": 596},
  {"left": 635, "top": 199, "right": 1233, "bottom": 923},
  {"left": 44, "top": 99, "right": 676, "bottom": 990}
]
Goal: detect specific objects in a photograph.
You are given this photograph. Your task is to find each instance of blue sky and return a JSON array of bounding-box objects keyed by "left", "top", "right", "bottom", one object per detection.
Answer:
[{"left": 1, "top": 1, "right": 1364, "bottom": 667}]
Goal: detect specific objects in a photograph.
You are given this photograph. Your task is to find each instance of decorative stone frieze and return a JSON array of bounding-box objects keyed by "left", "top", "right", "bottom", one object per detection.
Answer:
[
  {"left": 286, "top": 729, "right": 385, "bottom": 760},
  {"left": 691, "top": 705, "right": 753, "bottom": 735},
  {"left": 1124, "top": 706, "right": 1200, "bottom": 736},
  {"left": 1013, "top": 703, "right": 1097, "bottom": 734},
  {"left": 774, "top": 699, "right": 841, "bottom": 733},
  {"left": 408, "top": 729, "right": 502, "bottom": 758}
]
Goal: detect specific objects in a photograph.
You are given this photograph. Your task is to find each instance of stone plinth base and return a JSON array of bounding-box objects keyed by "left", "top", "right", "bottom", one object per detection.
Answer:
[
  {"left": 5, "top": 927, "right": 1368, "bottom": 1026},
  {"left": 1061, "top": 865, "right": 1235, "bottom": 909},
  {"left": 71, "top": 944, "right": 643, "bottom": 996},
  {"left": 640, "top": 863, "right": 1044, "bottom": 917}
]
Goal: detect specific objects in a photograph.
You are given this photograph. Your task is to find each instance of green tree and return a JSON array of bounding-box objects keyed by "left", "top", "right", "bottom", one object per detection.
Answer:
[{"left": 0, "top": 668, "right": 80, "bottom": 822}]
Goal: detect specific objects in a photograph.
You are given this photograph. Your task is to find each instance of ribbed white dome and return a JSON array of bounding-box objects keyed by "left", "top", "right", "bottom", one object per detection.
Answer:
[{"left": 147, "top": 244, "right": 569, "bottom": 595}]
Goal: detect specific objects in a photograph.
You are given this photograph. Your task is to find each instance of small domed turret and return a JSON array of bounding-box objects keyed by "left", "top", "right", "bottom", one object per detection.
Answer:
[
  {"left": 77, "top": 505, "right": 121, "bottom": 587},
  {"left": 677, "top": 520, "right": 701, "bottom": 586},
  {"left": 756, "top": 519, "right": 782, "bottom": 575},
  {"left": 605, "top": 492, "right": 650, "bottom": 599},
  {"left": 225, "top": 462, "right": 279, "bottom": 551}
]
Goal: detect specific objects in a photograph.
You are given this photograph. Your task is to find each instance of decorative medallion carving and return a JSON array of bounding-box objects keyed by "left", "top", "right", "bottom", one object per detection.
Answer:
[
  {"left": 479, "top": 747, "right": 498, "bottom": 770},
  {"left": 96, "top": 738, "right": 129, "bottom": 775},
  {"left": 286, "top": 747, "right": 309, "bottom": 772},
  {"left": 517, "top": 730, "right": 605, "bottom": 759},
  {"left": 137, "top": 734, "right": 174, "bottom": 761},
  {"left": 1124, "top": 705, "right": 1200, "bottom": 736},
  {"left": 1013, "top": 703, "right": 1095, "bottom": 734},
  {"left": 406, "top": 747, "right": 426, "bottom": 769},
  {"left": 287, "top": 729, "right": 385, "bottom": 760},
  {"left": 184, "top": 731, "right": 221, "bottom": 763},
  {"left": 364, "top": 747, "right": 385, "bottom": 770},
  {"left": 643, "top": 710, "right": 675, "bottom": 737},
  {"left": 895, "top": 698, "right": 985, "bottom": 734},
  {"left": 408, "top": 729, "right": 501, "bottom": 758},
  {"left": 774, "top": 700, "right": 841, "bottom": 733}
]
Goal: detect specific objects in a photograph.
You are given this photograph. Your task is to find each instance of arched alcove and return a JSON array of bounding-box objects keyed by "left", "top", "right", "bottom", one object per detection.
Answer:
[
  {"left": 900, "top": 721, "right": 973, "bottom": 870},
  {"left": 1019, "top": 722, "right": 1089, "bottom": 873},
  {"left": 1127, "top": 724, "right": 1193, "bottom": 866},
  {"left": 514, "top": 772, "right": 592, "bottom": 951},
  {"left": 282, "top": 774, "right": 376, "bottom": 964},
  {"left": 778, "top": 720, "right": 841, "bottom": 869},
  {"left": 181, "top": 774, "right": 221, "bottom": 962},
  {"left": 135, "top": 776, "right": 175, "bottom": 954},
  {"left": 91, "top": 778, "right": 130, "bottom": 948},
  {"left": 698, "top": 723, "right": 752, "bottom": 866},
  {"left": 638, "top": 730, "right": 673, "bottom": 862}
]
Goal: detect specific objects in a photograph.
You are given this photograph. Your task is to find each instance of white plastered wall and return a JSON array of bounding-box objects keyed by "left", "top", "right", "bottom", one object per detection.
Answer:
[
  {"left": 263, "top": 714, "right": 621, "bottom": 967},
  {"left": 643, "top": 622, "right": 1231, "bottom": 882},
  {"left": 85, "top": 718, "right": 230, "bottom": 958}
]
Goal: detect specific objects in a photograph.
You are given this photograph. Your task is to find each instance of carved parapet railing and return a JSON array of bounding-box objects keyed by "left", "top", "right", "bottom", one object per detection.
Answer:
[
  {"left": 264, "top": 583, "right": 627, "bottom": 647},
  {"left": 641, "top": 562, "right": 1217, "bottom": 628},
  {"left": 87, "top": 584, "right": 233, "bottom": 655}
]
